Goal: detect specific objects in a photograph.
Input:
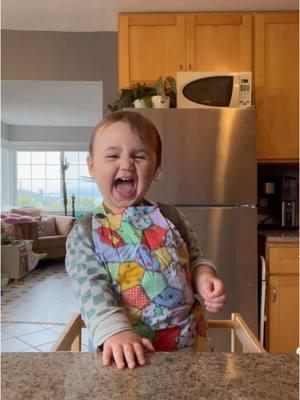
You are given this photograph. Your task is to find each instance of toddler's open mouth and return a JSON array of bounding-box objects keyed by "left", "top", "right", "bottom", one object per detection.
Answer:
[{"left": 114, "top": 177, "right": 137, "bottom": 199}]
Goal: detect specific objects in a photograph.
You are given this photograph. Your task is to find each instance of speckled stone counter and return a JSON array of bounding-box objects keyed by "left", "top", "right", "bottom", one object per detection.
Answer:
[
  {"left": 2, "top": 351, "right": 299, "bottom": 400},
  {"left": 258, "top": 229, "right": 299, "bottom": 243}
]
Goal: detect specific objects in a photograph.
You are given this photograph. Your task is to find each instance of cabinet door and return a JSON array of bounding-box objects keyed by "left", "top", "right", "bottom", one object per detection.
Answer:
[
  {"left": 255, "top": 12, "right": 299, "bottom": 161},
  {"left": 268, "top": 275, "right": 299, "bottom": 353},
  {"left": 268, "top": 245, "right": 299, "bottom": 274},
  {"left": 185, "top": 13, "right": 252, "bottom": 72},
  {"left": 119, "top": 14, "right": 186, "bottom": 89}
]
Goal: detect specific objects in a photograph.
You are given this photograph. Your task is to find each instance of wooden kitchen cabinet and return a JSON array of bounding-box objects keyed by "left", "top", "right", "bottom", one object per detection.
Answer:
[
  {"left": 185, "top": 14, "right": 252, "bottom": 72},
  {"left": 266, "top": 243, "right": 299, "bottom": 353},
  {"left": 119, "top": 14, "right": 186, "bottom": 89},
  {"left": 255, "top": 12, "right": 299, "bottom": 162},
  {"left": 119, "top": 13, "right": 252, "bottom": 89}
]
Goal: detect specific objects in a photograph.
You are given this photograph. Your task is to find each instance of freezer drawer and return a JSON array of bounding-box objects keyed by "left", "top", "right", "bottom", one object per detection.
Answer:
[
  {"left": 138, "top": 108, "right": 256, "bottom": 205},
  {"left": 178, "top": 206, "right": 258, "bottom": 352}
]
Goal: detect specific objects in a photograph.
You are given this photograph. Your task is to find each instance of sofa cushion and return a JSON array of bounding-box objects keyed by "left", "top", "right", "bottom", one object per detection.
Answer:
[
  {"left": 55, "top": 216, "right": 75, "bottom": 236},
  {"left": 3, "top": 214, "right": 33, "bottom": 224},
  {"left": 38, "top": 235, "right": 66, "bottom": 249},
  {"left": 11, "top": 208, "right": 42, "bottom": 217},
  {"left": 38, "top": 216, "right": 57, "bottom": 237}
]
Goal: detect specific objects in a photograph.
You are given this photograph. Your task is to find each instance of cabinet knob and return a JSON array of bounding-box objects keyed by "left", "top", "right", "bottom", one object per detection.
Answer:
[
  {"left": 179, "top": 64, "right": 183, "bottom": 71},
  {"left": 272, "top": 287, "right": 277, "bottom": 302},
  {"left": 189, "top": 64, "right": 192, "bottom": 71}
]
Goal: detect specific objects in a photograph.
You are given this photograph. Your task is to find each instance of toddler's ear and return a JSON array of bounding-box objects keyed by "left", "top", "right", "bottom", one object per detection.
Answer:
[
  {"left": 87, "top": 156, "right": 95, "bottom": 177},
  {"left": 153, "top": 168, "right": 163, "bottom": 182}
]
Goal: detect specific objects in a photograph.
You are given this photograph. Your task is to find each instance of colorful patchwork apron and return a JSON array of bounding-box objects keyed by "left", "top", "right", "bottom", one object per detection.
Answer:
[{"left": 92, "top": 203, "right": 208, "bottom": 351}]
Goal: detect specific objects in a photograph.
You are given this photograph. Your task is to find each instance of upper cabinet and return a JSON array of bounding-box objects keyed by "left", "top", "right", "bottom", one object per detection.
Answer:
[
  {"left": 119, "top": 14, "right": 186, "bottom": 88},
  {"left": 185, "top": 14, "right": 252, "bottom": 72},
  {"left": 255, "top": 12, "right": 299, "bottom": 162},
  {"left": 119, "top": 13, "right": 252, "bottom": 89}
]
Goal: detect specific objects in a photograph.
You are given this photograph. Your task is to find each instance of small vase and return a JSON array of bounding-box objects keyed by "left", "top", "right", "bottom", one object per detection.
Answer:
[
  {"left": 151, "top": 95, "right": 170, "bottom": 109},
  {"left": 133, "top": 99, "right": 146, "bottom": 108}
]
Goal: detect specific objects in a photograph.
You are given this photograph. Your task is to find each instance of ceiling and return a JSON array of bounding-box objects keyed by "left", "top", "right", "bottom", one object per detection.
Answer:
[
  {"left": 2, "top": 0, "right": 298, "bottom": 32},
  {"left": 1, "top": 81, "right": 103, "bottom": 127}
]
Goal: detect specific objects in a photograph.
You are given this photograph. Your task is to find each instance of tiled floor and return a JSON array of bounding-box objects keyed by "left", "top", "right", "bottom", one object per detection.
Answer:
[{"left": 1, "top": 260, "right": 90, "bottom": 352}]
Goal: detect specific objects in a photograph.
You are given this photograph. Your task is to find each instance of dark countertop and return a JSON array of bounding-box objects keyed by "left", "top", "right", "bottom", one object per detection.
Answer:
[
  {"left": 2, "top": 351, "right": 299, "bottom": 400},
  {"left": 258, "top": 229, "right": 299, "bottom": 243}
]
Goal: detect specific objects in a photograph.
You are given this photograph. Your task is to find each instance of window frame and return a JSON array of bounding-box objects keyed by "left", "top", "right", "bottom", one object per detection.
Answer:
[{"left": 10, "top": 141, "right": 99, "bottom": 212}]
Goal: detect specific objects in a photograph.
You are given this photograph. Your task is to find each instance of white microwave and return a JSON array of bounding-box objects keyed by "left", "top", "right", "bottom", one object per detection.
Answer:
[{"left": 177, "top": 71, "right": 252, "bottom": 109}]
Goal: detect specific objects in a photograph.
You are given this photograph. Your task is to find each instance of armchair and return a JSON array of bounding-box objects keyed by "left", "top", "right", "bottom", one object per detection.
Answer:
[{"left": 10, "top": 208, "right": 75, "bottom": 260}]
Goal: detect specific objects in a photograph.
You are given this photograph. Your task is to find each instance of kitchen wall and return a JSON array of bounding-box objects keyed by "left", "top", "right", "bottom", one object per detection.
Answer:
[
  {"left": 9, "top": 125, "right": 92, "bottom": 146},
  {"left": 1, "top": 121, "right": 11, "bottom": 141},
  {"left": 1, "top": 30, "right": 118, "bottom": 113}
]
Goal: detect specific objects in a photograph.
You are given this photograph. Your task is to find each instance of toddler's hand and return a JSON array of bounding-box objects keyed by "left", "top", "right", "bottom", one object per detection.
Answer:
[
  {"left": 103, "top": 330, "right": 155, "bottom": 369},
  {"left": 194, "top": 266, "right": 226, "bottom": 313}
]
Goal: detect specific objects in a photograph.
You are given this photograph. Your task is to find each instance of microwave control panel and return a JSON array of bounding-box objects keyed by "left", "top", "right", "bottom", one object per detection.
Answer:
[{"left": 239, "top": 73, "right": 252, "bottom": 107}]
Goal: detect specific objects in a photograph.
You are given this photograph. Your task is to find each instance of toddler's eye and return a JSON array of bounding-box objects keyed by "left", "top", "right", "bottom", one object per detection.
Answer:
[
  {"left": 106, "top": 155, "right": 118, "bottom": 159},
  {"left": 135, "top": 155, "right": 147, "bottom": 160}
]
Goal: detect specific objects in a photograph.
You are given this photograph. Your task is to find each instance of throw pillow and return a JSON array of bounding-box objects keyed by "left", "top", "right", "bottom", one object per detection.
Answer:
[{"left": 38, "top": 216, "right": 57, "bottom": 237}]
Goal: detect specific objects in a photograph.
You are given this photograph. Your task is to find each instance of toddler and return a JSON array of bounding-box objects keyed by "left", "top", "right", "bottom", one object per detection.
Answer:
[{"left": 66, "top": 111, "right": 226, "bottom": 369}]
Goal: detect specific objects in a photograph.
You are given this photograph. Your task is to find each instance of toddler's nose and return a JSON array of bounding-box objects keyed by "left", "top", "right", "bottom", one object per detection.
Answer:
[{"left": 120, "top": 156, "right": 135, "bottom": 171}]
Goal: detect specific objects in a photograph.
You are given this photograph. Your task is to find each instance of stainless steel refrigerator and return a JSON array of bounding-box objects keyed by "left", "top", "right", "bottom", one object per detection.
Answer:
[{"left": 137, "top": 108, "right": 257, "bottom": 351}]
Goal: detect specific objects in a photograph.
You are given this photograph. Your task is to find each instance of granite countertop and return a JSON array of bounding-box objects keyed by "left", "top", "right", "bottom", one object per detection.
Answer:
[
  {"left": 258, "top": 229, "right": 299, "bottom": 243},
  {"left": 2, "top": 351, "right": 299, "bottom": 400}
]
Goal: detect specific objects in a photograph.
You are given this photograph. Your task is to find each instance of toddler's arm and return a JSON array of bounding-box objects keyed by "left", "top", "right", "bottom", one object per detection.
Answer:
[
  {"left": 65, "top": 223, "right": 132, "bottom": 348},
  {"left": 193, "top": 266, "right": 226, "bottom": 313},
  {"left": 176, "top": 209, "right": 226, "bottom": 312},
  {"left": 65, "top": 222, "right": 154, "bottom": 369}
]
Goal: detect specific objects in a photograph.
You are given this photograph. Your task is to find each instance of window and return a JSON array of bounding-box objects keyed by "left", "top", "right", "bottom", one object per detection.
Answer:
[
  {"left": 1, "top": 141, "right": 14, "bottom": 210},
  {"left": 16, "top": 151, "right": 101, "bottom": 211}
]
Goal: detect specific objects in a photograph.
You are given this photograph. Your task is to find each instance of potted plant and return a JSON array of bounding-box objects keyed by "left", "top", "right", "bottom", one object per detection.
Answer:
[
  {"left": 108, "top": 83, "right": 156, "bottom": 111},
  {"left": 152, "top": 76, "right": 177, "bottom": 108},
  {"left": 108, "top": 77, "right": 177, "bottom": 111}
]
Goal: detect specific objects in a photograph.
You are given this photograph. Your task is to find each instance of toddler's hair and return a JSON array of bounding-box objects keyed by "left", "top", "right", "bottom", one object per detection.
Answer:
[{"left": 89, "top": 111, "right": 162, "bottom": 167}]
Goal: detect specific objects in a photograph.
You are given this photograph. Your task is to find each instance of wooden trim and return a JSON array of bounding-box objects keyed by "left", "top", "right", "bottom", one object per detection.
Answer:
[
  {"left": 51, "top": 314, "right": 85, "bottom": 352},
  {"left": 232, "top": 313, "right": 267, "bottom": 353},
  {"left": 127, "top": 14, "right": 179, "bottom": 26},
  {"left": 254, "top": 12, "right": 299, "bottom": 24},
  {"left": 267, "top": 243, "right": 299, "bottom": 248},
  {"left": 241, "top": 15, "right": 253, "bottom": 71},
  {"left": 118, "top": 15, "right": 130, "bottom": 89},
  {"left": 177, "top": 15, "right": 186, "bottom": 71},
  {"left": 208, "top": 313, "right": 266, "bottom": 353},
  {"left": 53, "top": 313, "right": 265, "bottom": 353},
  {"left": 185, "top": 15, "right": 194, "bottom": 69},
  {"left": 254, "top": 14, "right": 265, "bottom": 110},
  {"left": 257, "top": 159, "right": 299, "bottom": 164},
  {"left": 207, "top": 320, "right": 234, "bottom": 329},
  {"left": 192, "top": 13, "right": 244, "bottom": 25}
]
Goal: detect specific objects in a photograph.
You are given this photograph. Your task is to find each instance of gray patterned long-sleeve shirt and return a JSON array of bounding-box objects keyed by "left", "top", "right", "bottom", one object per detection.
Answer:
[{"left": 65, "top": 203, "right": 216, "bottom": 349}]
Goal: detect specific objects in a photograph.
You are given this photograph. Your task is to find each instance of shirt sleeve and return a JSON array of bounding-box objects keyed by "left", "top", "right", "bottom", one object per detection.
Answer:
[
  {"left": 176, "top": 209, "right": 217, "bottom": 275},
  {"left": 65, "top": 222, "right": 132, "bottom": 349}
]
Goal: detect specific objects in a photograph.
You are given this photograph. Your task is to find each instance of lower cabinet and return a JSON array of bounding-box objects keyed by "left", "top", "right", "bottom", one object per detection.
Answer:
[{"left": 266, "top": 243, "right": 299, "bottom": 353}]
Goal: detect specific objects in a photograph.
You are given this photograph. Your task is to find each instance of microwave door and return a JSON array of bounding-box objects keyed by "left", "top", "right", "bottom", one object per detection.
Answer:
[
  {"left": 182, "top": 76, "right": 234, "bottom": 107},
  {"left": 230, "top": 75, "right": 240, "bottom": 107}
]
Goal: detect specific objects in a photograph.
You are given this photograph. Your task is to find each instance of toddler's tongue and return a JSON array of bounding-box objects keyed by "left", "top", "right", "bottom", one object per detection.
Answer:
[{"left": 115, "top": 179, "right": 135, "bottom": 197}]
